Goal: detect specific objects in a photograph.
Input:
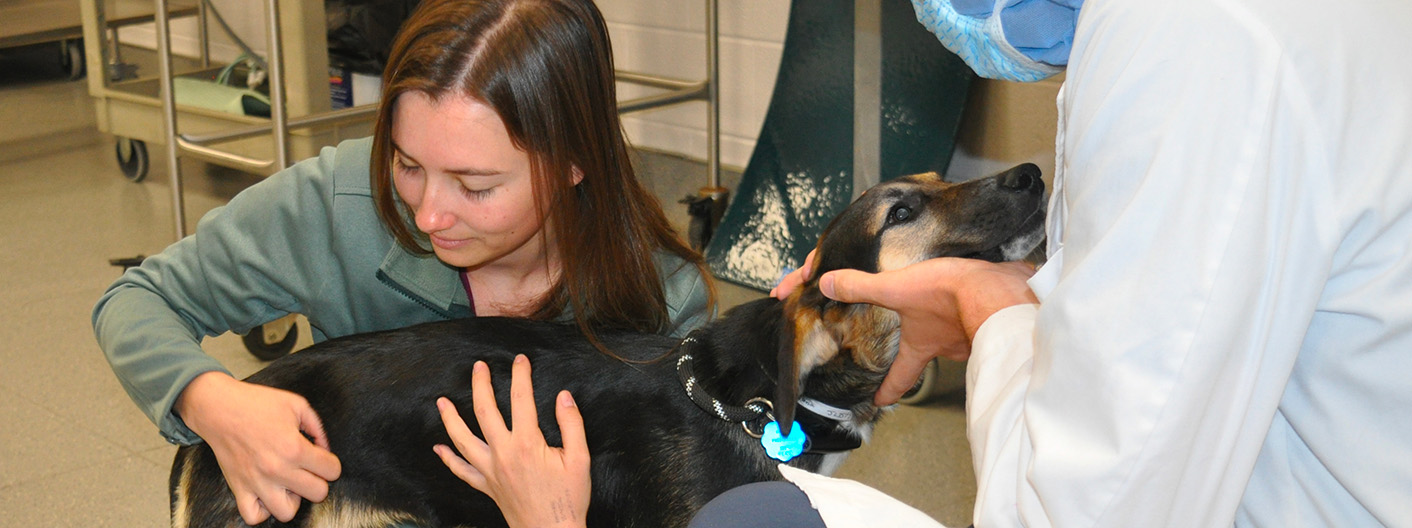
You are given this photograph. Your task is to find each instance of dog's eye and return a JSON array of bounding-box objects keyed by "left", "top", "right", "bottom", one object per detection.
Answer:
[{"left": 887, "top": 204, "right": 913, "bottom": 225}]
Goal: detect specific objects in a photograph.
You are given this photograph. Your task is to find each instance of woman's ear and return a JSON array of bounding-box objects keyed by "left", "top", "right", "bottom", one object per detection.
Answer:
[{"left": 571, "top": 165, "right": 584, "bottom": 186}]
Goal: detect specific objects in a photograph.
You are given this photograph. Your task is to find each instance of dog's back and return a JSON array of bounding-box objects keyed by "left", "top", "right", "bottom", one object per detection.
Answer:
[{"left": 171, "top": 315, "right": 786, "bottom": 528}]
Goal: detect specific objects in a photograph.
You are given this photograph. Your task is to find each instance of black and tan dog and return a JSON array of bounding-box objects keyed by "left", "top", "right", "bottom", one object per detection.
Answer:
[{"left": 170, "top": 163, "right": 1046, "bottom": 528}]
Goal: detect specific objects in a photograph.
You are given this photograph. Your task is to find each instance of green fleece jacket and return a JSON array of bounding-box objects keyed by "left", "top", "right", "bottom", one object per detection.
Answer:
[{"left": 92, "top": 137, "right": 711, "bottom": 445}]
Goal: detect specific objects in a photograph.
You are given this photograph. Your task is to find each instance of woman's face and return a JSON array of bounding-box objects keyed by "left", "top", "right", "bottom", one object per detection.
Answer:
[{"left": 391, "top": 92, "right": 548, "bottom": 271}]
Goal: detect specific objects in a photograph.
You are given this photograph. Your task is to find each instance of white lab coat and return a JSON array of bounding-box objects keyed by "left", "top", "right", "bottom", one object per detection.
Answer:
[{"left": 969, "top": 0, "right": 1412, "bottom": 526}]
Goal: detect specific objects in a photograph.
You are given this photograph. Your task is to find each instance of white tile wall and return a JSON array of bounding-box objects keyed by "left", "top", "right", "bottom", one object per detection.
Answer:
[{"left": 601, "top": 0, "right": 788, "bottom": 171}]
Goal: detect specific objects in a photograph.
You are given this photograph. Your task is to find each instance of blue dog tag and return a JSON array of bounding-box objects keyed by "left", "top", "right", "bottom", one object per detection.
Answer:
[{"left": 761, "top": 420, "right": 806, "bottom": 462}]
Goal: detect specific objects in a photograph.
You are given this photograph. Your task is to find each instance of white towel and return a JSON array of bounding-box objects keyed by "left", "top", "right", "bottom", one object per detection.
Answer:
[{"left": 778, "top": 464, "right": 951, "bottom": 528}]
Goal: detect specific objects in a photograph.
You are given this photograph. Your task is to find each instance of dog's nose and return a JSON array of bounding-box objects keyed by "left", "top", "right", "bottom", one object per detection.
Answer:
[{"left": 1000, "top": 163, "right": 1041, "bottom": 192}]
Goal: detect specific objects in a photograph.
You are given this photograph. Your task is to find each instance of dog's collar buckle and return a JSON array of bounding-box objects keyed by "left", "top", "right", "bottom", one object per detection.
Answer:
[{"left": 740, "top": 397, "right": 774, "bottom": 438}]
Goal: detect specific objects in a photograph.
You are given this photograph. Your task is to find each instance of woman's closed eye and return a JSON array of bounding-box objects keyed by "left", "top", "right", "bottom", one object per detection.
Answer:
[
  {"left": 459, "top": 183, "right": 496, "bottom": 200},
  {"left": 395, "top": 157, "right": 421, "bottom": 176}
]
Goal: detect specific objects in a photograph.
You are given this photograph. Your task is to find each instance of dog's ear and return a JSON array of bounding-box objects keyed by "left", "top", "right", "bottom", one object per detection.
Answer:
[
  {"left": 811, "top": 214, "right": 880, "bottom": 279},
  {"left": 774, "top": 307, "right": 801, "bottom": 435},
  {"left": 774, "top": 291, "right": 840, "bottom": 435}
]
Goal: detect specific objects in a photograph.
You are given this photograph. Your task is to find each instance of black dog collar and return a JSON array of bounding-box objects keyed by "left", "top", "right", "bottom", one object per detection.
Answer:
[
  {"left": 792, "top": 399, "right": 863, "bottom": 453},
  {"left": 675, "top": 348, "right": 771, "bottom": 427},
  {"left": 674, "top": 339, "right": 862, "bottom": 454}
]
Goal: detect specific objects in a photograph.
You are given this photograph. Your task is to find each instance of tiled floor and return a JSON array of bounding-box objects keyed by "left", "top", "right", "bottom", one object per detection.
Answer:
[{"left": 0, "top": 44, "right": 974, "bottom": 527}]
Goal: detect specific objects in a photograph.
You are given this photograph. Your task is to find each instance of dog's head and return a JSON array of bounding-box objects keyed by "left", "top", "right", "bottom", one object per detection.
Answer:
[{"left": 775, "top": 163, "right": 1046, "bottom": 433}]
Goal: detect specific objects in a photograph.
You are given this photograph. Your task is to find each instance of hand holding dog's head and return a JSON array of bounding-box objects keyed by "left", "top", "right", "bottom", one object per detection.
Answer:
[{"left": 774, "top": 164, "right": 1046, "bottom": 432}]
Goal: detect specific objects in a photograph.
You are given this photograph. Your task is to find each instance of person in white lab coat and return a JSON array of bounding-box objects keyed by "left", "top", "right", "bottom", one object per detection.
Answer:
[
  {"left": 733, "top": 0, "right": 1412, "bottom": 526},
  {"left": 453, "top": 0, "right": 1412, "bottom": 526}
]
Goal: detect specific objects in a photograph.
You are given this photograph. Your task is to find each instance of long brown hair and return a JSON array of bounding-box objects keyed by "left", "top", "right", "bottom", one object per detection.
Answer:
[{"left": 370, "top": 0, "right": 714, "bottom": 336}]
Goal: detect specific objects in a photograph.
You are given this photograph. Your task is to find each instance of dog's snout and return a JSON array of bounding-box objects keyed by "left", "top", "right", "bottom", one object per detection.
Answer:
[{"left": 1000, "top": 163, "right": 1042, "bottom": 192}]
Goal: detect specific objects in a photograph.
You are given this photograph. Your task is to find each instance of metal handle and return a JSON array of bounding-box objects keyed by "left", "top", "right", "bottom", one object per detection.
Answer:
[
  {"left": 264, "top": 0, "right": 289, "bottom": 171},
  {"left": 152, "top": 0, "right": 186, "bottom": 239}
]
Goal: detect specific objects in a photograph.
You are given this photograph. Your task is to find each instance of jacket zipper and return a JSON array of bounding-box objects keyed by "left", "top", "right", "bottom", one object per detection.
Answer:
[{"left": 375, "top": 270, "right": 456, "bottom": 320}]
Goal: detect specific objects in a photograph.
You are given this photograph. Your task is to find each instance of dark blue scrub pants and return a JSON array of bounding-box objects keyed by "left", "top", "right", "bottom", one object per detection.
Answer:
[{"left": 687, "top": 481, "right": 826, "bottom": 528}]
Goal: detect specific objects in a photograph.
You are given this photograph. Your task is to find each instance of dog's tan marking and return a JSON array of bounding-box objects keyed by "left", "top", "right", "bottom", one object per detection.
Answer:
[
  {"left": 877, "top": 211, "right": 946, "bottom": 272},
  {"left": 793, "top": 309, "right": 840, "bottom": 376},
  {"left": 171, "top": 448, "right": 194, "bottom": 528},
  {"left": 860, "top": 173, "right": 954, "bottom": 273},
  {"left": 305, "top": 496, "right": 423, "bottom": 528},
  {"left": 830, "top": 305, "right": 901, "bottom": 372}
]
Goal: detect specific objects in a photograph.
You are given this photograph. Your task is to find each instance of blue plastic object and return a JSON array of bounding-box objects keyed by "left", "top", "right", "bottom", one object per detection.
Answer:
[{"left": 761, "top": 420, "right": 807, "bottom": 462}]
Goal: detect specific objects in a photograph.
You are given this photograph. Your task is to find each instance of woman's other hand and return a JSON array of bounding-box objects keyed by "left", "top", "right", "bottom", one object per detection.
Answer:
[
  {"left": 435, "top": 355, "right": 591, "bottom": 528},
  {"left": 819, "top": 258, "right": 1038, "bottom": 406},
  {"left": 174, "top": 372, "right": 343, "bottom": 524}
]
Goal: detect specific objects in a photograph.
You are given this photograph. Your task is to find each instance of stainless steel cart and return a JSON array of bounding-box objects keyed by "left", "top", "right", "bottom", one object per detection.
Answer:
[{"left": 79, "top": 0, "right": 376, "bottom": 237}]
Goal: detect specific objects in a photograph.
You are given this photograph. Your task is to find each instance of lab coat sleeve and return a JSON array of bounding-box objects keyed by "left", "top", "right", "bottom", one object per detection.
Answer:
[
  {"left": 92, "top": 145, "right": 348, "bottom": 445},
  {"left": 966, "top": 0, "right": 1336, "bottom": 525},
  {"left": 967, "top": 304, "right": 1042, "bottom": 526}
]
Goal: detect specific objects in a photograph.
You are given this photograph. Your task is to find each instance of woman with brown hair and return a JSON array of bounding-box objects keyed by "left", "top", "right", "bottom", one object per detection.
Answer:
[{"left": 92, "top": 0, "right": 712, "bottom": 524}]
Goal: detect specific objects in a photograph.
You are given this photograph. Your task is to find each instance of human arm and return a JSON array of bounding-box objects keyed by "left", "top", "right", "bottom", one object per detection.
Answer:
[
  {"left": 92, "top": 144, "right": 361, "bottom": 522},
  {"left": 92, "top": 146, "right": 351, "bottom": 442},
  {"left": 435, "top": 355, "right": 591, "bottom": 528}
]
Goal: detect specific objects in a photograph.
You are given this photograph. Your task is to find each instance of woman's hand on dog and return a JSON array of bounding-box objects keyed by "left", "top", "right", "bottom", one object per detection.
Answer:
[
  {"left": 435, "top": 355, "right": 591, "bottom": 528},
  {"left": 817, "top": 258, "right": 1039, "bottom": 406},
  {"left": 174, "top": 371, "right": 343, "bottom": 524}
]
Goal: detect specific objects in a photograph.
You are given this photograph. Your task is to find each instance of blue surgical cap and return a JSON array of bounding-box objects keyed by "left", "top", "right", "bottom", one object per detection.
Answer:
[{"left": 950, "top": 0, "right": 1083, "bottom": 67}]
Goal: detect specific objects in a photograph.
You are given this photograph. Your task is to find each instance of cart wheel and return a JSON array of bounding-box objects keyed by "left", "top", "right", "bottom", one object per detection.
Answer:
[
  {"left": 242, "top": 322, "right": 300, "bottom": 361},
  {"left": 60, "top": 39, "right": 85, "bottom": 81},
  {"left": 898, "top": 359, "right": 941, "bottom": 406},
  {"left": 115, "top": 138, "right": 149, "bottom": 182}
]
